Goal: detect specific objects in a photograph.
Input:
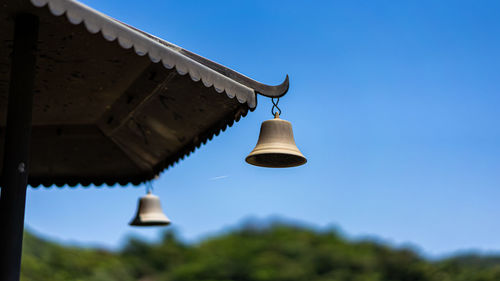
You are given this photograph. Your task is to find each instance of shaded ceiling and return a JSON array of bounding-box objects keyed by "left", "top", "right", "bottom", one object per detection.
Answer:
[{"left": 0, "top": 0, "right": 288, "bottom": 187}]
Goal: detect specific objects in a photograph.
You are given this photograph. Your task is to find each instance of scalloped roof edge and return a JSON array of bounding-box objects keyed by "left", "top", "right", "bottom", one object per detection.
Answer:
[
  {"left": 30, "top": 0, "right": 290, "bottom": 108},
  {"left": 29, "top": 106, "right": 253, "bottom": 188}
]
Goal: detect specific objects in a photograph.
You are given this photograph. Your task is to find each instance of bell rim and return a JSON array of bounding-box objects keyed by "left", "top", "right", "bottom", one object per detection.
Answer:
[
  {"left": 246, "top": 144, "right": 307, "bottom": 168},
  {"left": 129, "top": 220, "right": 171, "bottom": 227},
  {"left": 248, "top": 143, "right": 305, "bottom": 155},
  {"left": 129, "top": 214, "right": 171, "bottom": 226},
  {"left": 245, "top": 152, "right": 307, "bottom": 168}
]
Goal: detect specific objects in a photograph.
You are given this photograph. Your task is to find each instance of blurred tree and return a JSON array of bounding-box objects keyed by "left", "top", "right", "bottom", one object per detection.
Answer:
[{"left": 20, "top": 223, "right": 500, "bottom": 281}]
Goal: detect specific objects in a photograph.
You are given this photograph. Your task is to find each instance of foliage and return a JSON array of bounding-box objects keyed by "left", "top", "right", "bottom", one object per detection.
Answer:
[{"left": 20, "top": 223, "right": 500, "bottom": 281}]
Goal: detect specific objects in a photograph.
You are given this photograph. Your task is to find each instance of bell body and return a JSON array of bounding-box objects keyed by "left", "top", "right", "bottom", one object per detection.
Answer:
[
  {"left": 246, "top": 114, "right": 306, "bottom": 168},
  {"left": 129, "top": 192, "right": 171, "bottom": 226}
]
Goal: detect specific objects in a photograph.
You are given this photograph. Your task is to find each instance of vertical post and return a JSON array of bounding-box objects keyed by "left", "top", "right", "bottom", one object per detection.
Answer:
[{"left": 0, "top": 14, "right": 39, "bottom": 281}]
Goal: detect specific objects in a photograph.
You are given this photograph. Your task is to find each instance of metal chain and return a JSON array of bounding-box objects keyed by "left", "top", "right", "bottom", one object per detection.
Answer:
[
  {"left": 271, "top": 98, "right": 282, "bottom": 117},
  {"left": 146, "top": 181, "right": 154, "bottom": 193}
]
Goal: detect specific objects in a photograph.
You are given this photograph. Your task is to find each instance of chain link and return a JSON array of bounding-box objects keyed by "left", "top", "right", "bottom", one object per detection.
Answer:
[
  {"left": 271, "top": 98, "right": 282, "bottom": 117},
  {"left": 146, "top": 181, "right": 154, "bottom": 193}
]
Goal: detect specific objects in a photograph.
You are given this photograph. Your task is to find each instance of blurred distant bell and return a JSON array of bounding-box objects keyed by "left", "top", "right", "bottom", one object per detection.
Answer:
[
  {"left": 246, "top": 113, "right": 307, "bottom": 168},
  {"left": 129, "top": 191, "right": 171, "bottom": 227}
]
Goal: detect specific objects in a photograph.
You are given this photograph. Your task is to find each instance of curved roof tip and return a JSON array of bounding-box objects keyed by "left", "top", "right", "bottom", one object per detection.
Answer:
[
  {"left": 31, "top": 0, "right": 290, "bottom": 101},
  {"left": 86, "top": 6, "right": 291, "bottom": 99},
  {"left": 177, "top": 46, "right": 290, "bottom": 98},
  {"left": 255, "top": 74, "right": 289, "bottom": 98}
]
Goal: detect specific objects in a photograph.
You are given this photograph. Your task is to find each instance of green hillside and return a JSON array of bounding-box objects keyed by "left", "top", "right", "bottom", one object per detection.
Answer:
[{"left": 20, "top": 224, "right": 500, "bottom": 281}]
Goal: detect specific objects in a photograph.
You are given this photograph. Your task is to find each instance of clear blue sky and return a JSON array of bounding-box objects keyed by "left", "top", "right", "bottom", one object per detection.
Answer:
[{"left": 25, "top": 0, "right": 500, "bottom": 258}]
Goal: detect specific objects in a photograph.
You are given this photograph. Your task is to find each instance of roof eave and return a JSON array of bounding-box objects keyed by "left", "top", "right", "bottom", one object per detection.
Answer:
[{"left": 31, "top": 0, "right": 289, "bottom": 101}]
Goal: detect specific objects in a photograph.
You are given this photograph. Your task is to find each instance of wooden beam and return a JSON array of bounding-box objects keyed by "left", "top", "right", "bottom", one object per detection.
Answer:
[
  {"left": 97, "top": 64, "right": 177, "bottom": 172},
  {"left": 0, "top": 13, "right": 39, "bottom": 281}
]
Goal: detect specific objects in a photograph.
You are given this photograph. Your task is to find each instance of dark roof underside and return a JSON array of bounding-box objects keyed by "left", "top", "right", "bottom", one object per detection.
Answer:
[{"left": 0, "top": 0, "right": 290, "bottom": 187}]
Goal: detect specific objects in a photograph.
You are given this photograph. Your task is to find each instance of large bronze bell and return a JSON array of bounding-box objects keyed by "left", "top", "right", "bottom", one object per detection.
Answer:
[
  {"left": 129, "top": 191, "right": 171, "bottom": 226},
  {"left": 246, "top": 113, "right": 307, "bottom": 168}
]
